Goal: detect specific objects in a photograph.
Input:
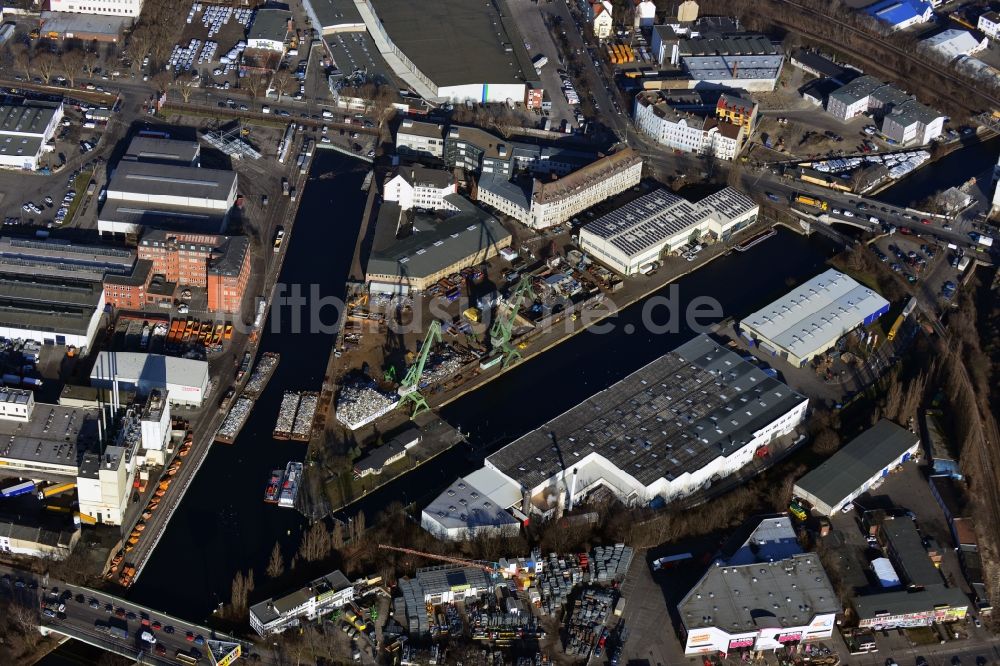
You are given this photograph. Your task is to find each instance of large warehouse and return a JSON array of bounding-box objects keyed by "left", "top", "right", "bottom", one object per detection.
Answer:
[
  {"left": 578, "top": 187, "right": 759, "bottom": 275},
  {"left": 679, "top": 553, "right": 839, "bottom": 656},
  {"left": 365, "top": 194, "right": 512, "bottom": 294},
  {"left": 0, "top": 270, "right": 105, "bottom": 351},
  {"left": 793, "top": 419, "right": 920, "bottom": 515},
  {"left": 422, "top": 335, "right": 809, "bottom": 539},
  {"left": 739, "top": 269, "right": 889, "bottom": 367},
  {"left": 0, "top": 101, "right": 63, "bottom": 171},
  {"left": 305, "top": 0, "right": 536, "bottom": 103},
  {"left": 90, "top": 352, "right": 209, "bottom": 407}
]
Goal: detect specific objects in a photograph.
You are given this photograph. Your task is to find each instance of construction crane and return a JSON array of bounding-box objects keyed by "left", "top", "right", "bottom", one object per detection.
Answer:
[
  {"left": 377, "top": 544, "right": 499, "bottom": 575},
  {"left": 489, "top": 276, "right": 533, "bottom": 369},
  {"left": 397, "top": 320, "right": 442, "bottom": 418}
]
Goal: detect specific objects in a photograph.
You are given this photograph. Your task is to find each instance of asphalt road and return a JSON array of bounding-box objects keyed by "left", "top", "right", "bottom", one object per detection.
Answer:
[{"left": 0, "top": 563, "right": 246, "bottom": 665}]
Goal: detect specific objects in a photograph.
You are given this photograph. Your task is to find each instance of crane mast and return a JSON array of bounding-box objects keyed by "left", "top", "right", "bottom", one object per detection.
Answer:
[
  {"left": 489, "top": 276, "right": 533, "bottom": 369},
  {"left": 397, "top": 320, "right": 442, "bottom": 418}
]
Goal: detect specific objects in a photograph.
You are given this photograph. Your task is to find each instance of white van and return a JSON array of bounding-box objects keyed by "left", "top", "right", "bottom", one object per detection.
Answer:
[{"left": 262, "top": 105, "right": 271, "bottom": 114}]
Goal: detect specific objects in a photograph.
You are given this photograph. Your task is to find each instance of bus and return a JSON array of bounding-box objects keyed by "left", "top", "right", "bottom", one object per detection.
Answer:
[{"left": 175, "top": 650, "right": 199, "bottom": 664}]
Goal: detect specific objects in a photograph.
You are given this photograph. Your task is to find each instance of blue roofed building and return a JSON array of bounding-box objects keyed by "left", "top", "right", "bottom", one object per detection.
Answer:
[{"left": 865, "top": 0, "right": 933, "bottom": 31}]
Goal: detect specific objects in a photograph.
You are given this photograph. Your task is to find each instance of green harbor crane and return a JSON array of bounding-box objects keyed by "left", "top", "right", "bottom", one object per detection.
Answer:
[
  {"left": 490, "top": 275, "right": 533, "bottom": 369},
  {"left": 397, "top": 320, "right": 442, "bottom": 418}
]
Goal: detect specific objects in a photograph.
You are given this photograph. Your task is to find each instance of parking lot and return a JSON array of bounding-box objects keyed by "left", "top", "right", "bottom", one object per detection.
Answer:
[{"left": 506, "top": 0, "right": 575, "bottom": 129}]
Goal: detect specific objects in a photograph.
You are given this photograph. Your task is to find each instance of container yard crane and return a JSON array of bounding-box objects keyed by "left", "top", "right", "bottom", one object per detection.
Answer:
[
  {"left": 377, "top": 544, "right": 500, "bottom": 575},
  {"left": 490, "top": 275, "right": 533, "bottom": 369},
  {"left": 397, "top": 320, "right": 442, "bottom": 418}
]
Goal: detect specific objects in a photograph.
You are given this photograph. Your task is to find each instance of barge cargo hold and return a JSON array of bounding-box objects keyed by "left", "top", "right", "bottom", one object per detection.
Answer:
[
  {"left": 290, "top": 391, "right": 318, "bottom": 441},
  {"left": 273, "top": 391, "right": 301, "bottom": 440},
  {"left": 278, "top": 461, "right": 302, "bottom": 509},
  {"left": 244, "top": 352, "right": 280, "bottom": 398},
  {"left": 263, "top": 469, "right": 283, "bottom": 504},
  {"left": 215, "top": 396, "right": 254, "bottom": 444}
]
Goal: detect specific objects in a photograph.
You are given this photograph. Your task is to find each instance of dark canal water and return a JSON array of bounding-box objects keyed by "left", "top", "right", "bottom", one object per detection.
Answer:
[
  {"left": 873, "top": 136, "right": 999, "bottom": 207},
  {"left": 119, "top": 155, "right": 840, "bottom": 623}
]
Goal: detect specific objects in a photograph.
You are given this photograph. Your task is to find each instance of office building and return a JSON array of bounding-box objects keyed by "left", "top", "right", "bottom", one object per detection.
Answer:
[
  {"left": 478, "top": 149, "right": 642, "bottom": 229},
  {"left": 793, "top": 420, "right": 920, "bottom": 515},
  {"left": 365, "top": 195, "right": 511, "bottom": 294},
  {"left": 423, "top": 336, "right": 808, "bottom": 539},
  {"left": 90, "top": 352, "right": 210, "bottom": 407},
  {"left": 679, "top": 553, "right": 838, "bottom": 655},
  {"left": 0, "top": 101, "right": 64, "bottom": 171},
  {"left": 579, "top": 187, "right": 758, "bottom": 275},
  {"left": 826, "top": 75, "right": 885, "bottom": 121},
  {"left": 738, "top": 269, "right": 890, "bottom": 368},
  {"left": 826, "top": 75, "right": 945, "bottom": 145},
  {"left": 440, "top": 123, "right": 594, "bottom": 177},
  {"left": 395, "top": 119, "right": 446, "bottom": 159},
  {"left": 633, "top": 91, "right": 747, "bottom": 160},
  {"left": 49, "top": 0, "right": 143, "bottom": 17},
  {"left": 383, "top": 166, "right": 457, "bottom": 211},
  {"left": 250, "top": 570, "right": 354, "bottom": 636},
  {"left": 880, "top": 100, "right": 947, "bottom": 146},
  {"left": 980, "top": 11, "right": 1000, "bottom": 40},
  {"left": 137, "top": 231, "right": 251, "bottom": 313},
  {"left": 0, "top": 518, "right": 80, "bottom": 561},
  {"left": 247, "top": 8, "right": 292, "bottom": 52},
  {"left": 865, "top": 0, "right": 933, "bottom": 31}
]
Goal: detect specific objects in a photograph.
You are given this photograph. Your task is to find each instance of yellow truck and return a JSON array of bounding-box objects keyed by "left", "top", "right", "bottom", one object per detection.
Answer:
[{"left": 793, "top": 194, "right": 828, "bottom": 211}]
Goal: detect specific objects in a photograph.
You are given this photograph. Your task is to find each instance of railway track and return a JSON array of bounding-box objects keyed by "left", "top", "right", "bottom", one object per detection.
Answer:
[{"left": 767, "top": 0, "right": 1000, "bottom": 115}]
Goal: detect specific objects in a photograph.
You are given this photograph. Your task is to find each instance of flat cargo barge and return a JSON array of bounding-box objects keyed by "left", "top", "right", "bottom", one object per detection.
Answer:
[
  {"left": 215, "top": 396, "right": 254, "bottom": 444},
  {"left": 290, "top": 391, "right": 318, "bottom": 441},
  {"left": 273, "top": 391, "right": 300, "bottom": 440},
  {"left": 734, "top": 227, "right": 776, "bottom": 252},
  {"left": 244, "top": 352, "right": 280, "bottom": 398}
]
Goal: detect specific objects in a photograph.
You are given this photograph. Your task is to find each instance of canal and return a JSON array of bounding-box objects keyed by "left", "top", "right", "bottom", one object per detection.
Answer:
[
  {"left": 125, "top": 157, "right": 839, "bottom": 622},
  {"left": 873, "top": 136, "right": 1000, "bottom": 207},
  {"left": 125, "top": 150, "right": 369, "bottom": 620}
]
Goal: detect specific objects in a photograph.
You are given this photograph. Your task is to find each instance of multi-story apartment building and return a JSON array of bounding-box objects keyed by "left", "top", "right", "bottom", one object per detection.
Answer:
[
  {"left": 250, "top": 570, "right": 355, "bottom": 636},
  {"left": 443, "top": 125, "right": 515, "bottom": 178},
  {"left": 383, "top": 166, "right": 457, "bottom": 211},
  {"left": 395, "top": 119, "right": 446, "bottom": 159},
  {"left": 49, "top": 0, "right": 144, "bottom": 17},
  {"left": 980, "top": 11, "right": 1000, "bottom": 40},
  {"left": 633, "top": 92, "right": 746, "bottom": 161},
  {"left": 103, "top": 259, "right": 153, "bottom": 311}
]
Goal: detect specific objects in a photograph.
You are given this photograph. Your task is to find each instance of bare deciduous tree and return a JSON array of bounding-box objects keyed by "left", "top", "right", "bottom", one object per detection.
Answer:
[{"left": 266, "top": 541, "right": 285, "bottom": 579}]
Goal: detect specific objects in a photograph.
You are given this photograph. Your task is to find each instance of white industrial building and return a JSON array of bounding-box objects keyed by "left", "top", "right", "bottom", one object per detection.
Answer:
[
  {"left": 250, "top": 570, "right": 354, "bottom": 636},
  {"left": 422, "top": 336, "right": 808, "bottom": 540},
  {"left": 0, "top": 520, "right": 79, "bottom": 561},
  {"left": 49, "top": 0, "right": 144, "bottom": 17},
  {"left": 0, "top": 102, "right": 63, "bottom": 171},
  {"left": 679, "top": 554, "right": 839, "bottom": 656},
  {"left": 578, "top": 187, "right": 759, "bottom": 275},
  {"left": 90, "top": 352, "right": 209, "bottom": 407},
  {"left": 383, "top": 166, "right": 456, "bottom": 211},
  {"left": 980, "top": 11, "right": 1000, "bottom": 40},
  {"left": 633, "top": 92, "right": 746, "bottom": 161},
  {"left": 247, "top": 8, "right": 292, "bottom": 52},
  {"left": 880, "top": 100, "right": 946, "bottom": 146},
  {"left": 476, "top": 149, "right": 643, "bottom": 230},
  {"left": 922, "top": 29, "right": 987, "bottom": 61},
  {"left": 0, "top": 390, "right": 100, "bottom": 478},
  {"left": 739, "top": 269, "right": 890, "bottom": 367},
  {"left": 0, "top": 270, "right": 105, "bottom": 351},
  {"left": 793, "top": 419, "right": 920, "bottom": 515},
  {"left": 826, "top": 76, "right": 945, "bottom": 145},
  {"left": 634, "top": 0, "right": 656, "bottom": 27},
  {"left": 395, "top": 119, "right": 446, "bottom": 159}
]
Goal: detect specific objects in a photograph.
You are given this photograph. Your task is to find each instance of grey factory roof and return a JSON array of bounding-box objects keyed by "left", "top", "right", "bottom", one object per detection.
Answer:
[
  {"left": 354, "top": 438, "right": 406, "bottom": 473},
  {"left": 852, "top": 585, "right": 969, "bottom": 621},
  {"left": 794, "top": 420, "right": 919, "bottom": 509},
  {"left": 886, "top": 99, "right": 943, "bottom": 128},
  {"left": 679, "top": 35, "right": 778, "bottom": 57},
  {"left": 0, "top": 236, "right": 135, "bottom": 283},
  {"left": 727, "top": 516, "right": 803, "bottom": 566},
  {"left": 790, "top": 49, "right": 849, "bottom": 79},
  {"left": 77, "top": 443, "right": 129, "bottom": 479},
  {"left": 38, "top": 11, "right": 132, "bottom": 38},
  {"left": 0, "top": 400, "right": 99, "bottom": 471},
  {"left": 325, "top": 31, "right": 397, "bottom": 84},
  {"left": 478, "top": 172, "right": 532, "bottom": 211},
  {"left": 486, "top": 335, "right": 807, "bottom": 491},
  {"left": 422, "top": 476, "right": 520, "bottom": 534},
  {"left": 870, "top": 84, "right": 912, "bottom": 110},
  {"left": 416, "top": 565, "right": 492, "bottom": 597},
  {"left": 0, "top": 136, "right": 44, "bottom": 162},
  {"left": 829, "top": 75, "right": 885, "bottom": 106},
  {"left": 679, "top": 554, "right": 839, "bottom": 632},
  {"left": 882, "top": 518, "right": 942, "bottom": 588},
  {"left": 739, "top": 268, "right": 889, "bottom": 361},
  {"left": 107, "top": 161, "right": 237, "bottom": 202},
  {"left": 248, "top": 8, "right": 291, "bottom": 42},
  {"left": 0, "top": 518, "right": 77, "bottom": 549},
  {"left": 367, "top": 195, "right": 511, "bottom": 280},
  {"left": 371, "top": 0, "right": 535, "bottom": 88},
  {"left": 0, "top": 103, "right": 59, "bottom": 136},
  {"left": 0, "top": 272, "right": 102, "bottom": 336},
  {"left": 123, "top": 137, "right": 200, "bottom": 166},
  {"left": 582, "top": 187, "right": 757, "bottom": 257},
  {"left": 99, "top": 201, "right": 227, "bottom": 234},
  {"left": 306, "top": 0, "right": 364, "bottom": 30},
  {"left": 90, "top": 351, "right": 209, "bottom": 390},
  {"left": 398, "top": 119, "right": 445, "bottom": 140}
]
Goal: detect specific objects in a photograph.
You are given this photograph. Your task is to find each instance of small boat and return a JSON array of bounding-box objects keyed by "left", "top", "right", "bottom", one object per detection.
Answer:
[{"left": 264, "top": 469, "right": 283, "bottom": 504}]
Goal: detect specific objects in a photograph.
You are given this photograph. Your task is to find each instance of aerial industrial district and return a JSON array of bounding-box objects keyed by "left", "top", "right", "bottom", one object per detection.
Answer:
[{"left": 0, "top": 0, "right": 998, "bottom": 663}]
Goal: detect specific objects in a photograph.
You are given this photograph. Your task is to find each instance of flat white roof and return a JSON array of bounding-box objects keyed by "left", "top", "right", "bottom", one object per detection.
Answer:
[
  {"left": 464, "top": 466, "right": 522, "bottom": 509},
  {"left": 90, "top": 351, "right": 208, "bottom": 390},
  {"left": 740, "top": 269, "right": 889, "bottom": 360}
]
